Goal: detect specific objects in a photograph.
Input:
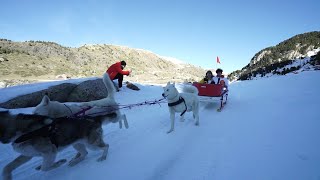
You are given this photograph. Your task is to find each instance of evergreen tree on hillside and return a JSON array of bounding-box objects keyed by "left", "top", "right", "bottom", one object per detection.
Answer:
[{"left": 310, "top": 51, "right": 320, "bottom": 65}]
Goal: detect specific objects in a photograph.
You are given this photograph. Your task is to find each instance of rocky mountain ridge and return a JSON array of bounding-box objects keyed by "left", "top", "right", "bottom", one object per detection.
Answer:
[
  {"left": 228, "top": 31, "right": 320, "bottom": 81},
  {"left": 0, "top": 39, "right": 206, "bottom": 87}
]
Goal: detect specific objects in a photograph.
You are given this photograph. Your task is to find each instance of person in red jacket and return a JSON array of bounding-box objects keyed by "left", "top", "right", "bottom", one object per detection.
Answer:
[{"left": 106, "top": 60, "right": 131, "bottom": 90}]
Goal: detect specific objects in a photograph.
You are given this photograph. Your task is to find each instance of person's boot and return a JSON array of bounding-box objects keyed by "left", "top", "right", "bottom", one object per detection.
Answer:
[{"left": 113, "top": 81, "right": 120, "bottom": 92}]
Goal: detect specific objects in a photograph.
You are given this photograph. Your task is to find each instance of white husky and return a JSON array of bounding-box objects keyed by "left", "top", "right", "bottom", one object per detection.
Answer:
[
  {"left": 33, "top": 73, "right": 128, "bottom": 129},
  {"left": 162, "top": 82, "right": 199, "bottom": 133}
]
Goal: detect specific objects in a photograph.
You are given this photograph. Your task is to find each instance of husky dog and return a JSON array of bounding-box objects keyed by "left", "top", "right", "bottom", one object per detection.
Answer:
[
  {"left": 162, "top": 82, "right": 200, "bottom": 133},
  {"left": 1, "top": 113, "right": 115, "bottom": 180},
  {"left": 33, "top": 73, "right": 129, "bottom": 129}
]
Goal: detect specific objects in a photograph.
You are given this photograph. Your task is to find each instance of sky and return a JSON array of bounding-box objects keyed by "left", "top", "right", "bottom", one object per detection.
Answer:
[
  {"left": 1, "top": 0, "right": 320, "bottom": 73},
  {"left": 1, "top": 69, "right": 320, "bottom": 180}
]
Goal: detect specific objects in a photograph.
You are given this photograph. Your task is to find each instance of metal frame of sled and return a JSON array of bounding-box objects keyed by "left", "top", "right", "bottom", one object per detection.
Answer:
[{"left": 192, "top": 82, "right": 228, "bottom": 111}]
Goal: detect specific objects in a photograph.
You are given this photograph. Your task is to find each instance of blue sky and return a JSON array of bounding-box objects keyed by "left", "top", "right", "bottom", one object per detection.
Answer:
[{"left": 1, "top": 0, "right": 319, "bottom": 73}]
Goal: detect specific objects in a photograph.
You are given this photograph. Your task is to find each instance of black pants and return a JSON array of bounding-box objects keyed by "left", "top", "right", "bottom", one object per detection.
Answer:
[{"left": 113, "top": 73, "right": 124, "bottom": 88}]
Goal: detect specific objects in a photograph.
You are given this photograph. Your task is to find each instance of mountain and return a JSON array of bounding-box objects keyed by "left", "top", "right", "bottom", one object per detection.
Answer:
[
  {"left": 0, "top": 39, "right": 206, "bottom": 86},
  {"left": 228, "top": 31, "right": 320, "bottom": 81}
]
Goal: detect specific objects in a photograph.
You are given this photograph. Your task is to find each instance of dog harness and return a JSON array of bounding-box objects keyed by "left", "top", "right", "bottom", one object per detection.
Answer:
[
  {"left": 73, "top": 106, "right": 93, "bottom": 117},
  {"left": 63, "top": 104, "right": 93, "bottom": 117},
  {"left": 14, "top": 117, "right": 90, "bottom": 148},
  {"left": 14, "top": 123, "right": 54, "bottom": 144},
  {"left": 168, "top": 97, "right": 187, "bottom": 116}
]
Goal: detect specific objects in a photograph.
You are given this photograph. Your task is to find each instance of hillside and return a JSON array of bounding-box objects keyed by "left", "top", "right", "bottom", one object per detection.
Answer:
[
  {"left": 228, "top": 31, "right": 320, "bottom": 81},
  {"left": 0, "top": 39, "right": 206, "bottom": 86}
]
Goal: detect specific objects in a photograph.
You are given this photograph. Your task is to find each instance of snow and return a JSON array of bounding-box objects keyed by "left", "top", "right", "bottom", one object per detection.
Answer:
[
  {"left": 1, "top": 71, "right": 320, "bottom": 180},
  {"left": 307, "top": 48, "right": 320, "bottom": 57}
]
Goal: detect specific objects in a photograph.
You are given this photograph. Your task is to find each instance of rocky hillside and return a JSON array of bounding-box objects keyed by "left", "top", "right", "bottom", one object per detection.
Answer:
[
  {"left": 228, "top": 31, "right": 320, "bottom": 81},
  {"left": 0, "top": 39, "right": 206, "bottom": 87}
]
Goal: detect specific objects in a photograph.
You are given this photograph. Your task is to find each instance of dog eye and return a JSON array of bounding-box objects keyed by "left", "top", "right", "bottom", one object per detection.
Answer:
[{"left": 166, "top": 89, "right": 169, "bottom": 91}]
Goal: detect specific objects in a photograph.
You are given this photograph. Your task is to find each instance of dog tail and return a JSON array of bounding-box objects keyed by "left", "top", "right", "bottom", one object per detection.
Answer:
[
  {"left": 103, "top": 73, "right": 115, "bottom": 99},
  {"left": 182, "top": 85, "right": 199, "bottom": 94}
]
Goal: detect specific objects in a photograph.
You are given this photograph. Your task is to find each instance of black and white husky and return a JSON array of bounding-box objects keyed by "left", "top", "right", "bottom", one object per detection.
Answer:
[
  {"left": 0, "top": 111, "right": 115, "bottom": 180},
  {"left": 162, "top": 82, "right": 200, "bottom": 133}
]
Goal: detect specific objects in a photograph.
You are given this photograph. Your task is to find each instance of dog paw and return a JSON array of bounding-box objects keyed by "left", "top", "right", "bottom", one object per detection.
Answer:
[
  {"left": 97, "top": 155, "right": 107, "bottom": 162},
  {"left": 119, "top": 120, "right": 123, "bottom": 129},
  {"left": 59, "top": 159, "right": 67, "bottom": 164},
  {"left": 2, "top": 170, "right": 12, "bottom": 180},
  {"left": 2, "top": 174, "right": 12, "bottom": 180},
  {"left": 36, "top": 159, "right": 67, "bottom": 171},
  {"left": 167, "top": 129, "right": 174, "bottom": 134},
  {"left": 68, "top": 157, "right": 84, "bottom": 167},
  {"left": 124, "top": 119, "right": 129, "bottom": 129},
  {"left": 48, "top": 159, "right": 67, "bottom": 170}
]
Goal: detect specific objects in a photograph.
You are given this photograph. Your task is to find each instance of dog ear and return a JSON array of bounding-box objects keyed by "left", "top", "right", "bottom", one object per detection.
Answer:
[
  {"left": 41, "top": 95, "right": 50, "bottom": 105},
  {"left": 173, "top": 82, "right": 175, "bottom": 86},
  {"left": 167, "top": 82, "right": 170, "bottom": 86}
]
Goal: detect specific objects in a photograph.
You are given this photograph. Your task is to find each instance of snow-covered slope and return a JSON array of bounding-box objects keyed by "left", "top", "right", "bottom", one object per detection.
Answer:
[{"left": 1, "top": 71, "right": 320, "bottom": 180}]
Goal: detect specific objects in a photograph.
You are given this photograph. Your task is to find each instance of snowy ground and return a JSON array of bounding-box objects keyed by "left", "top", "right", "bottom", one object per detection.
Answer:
[{"left": 1, "top": 71, "right": 320, "bottom": 180}]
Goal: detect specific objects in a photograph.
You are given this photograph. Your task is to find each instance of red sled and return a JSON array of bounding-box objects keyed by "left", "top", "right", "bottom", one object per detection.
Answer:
[
  {"left": 192, "top": 83, "right": 224, "bottom": 97},
  {"left": 192, "top": 82, "right": 228, "bottom": 111}
]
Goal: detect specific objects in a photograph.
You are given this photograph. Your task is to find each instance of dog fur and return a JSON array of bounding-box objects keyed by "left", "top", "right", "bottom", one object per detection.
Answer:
[
  {"left": 1, "top": 112, "right": 115, "bottom": 180},
  {"left": 33, "top": 73, "right": 128, "bottom": 129},
  {"left": 0, "top": 110, "right": 52, "bottom": 144},
  {"left": 162, "top": 82, "right": 200, "bottom": 133}
]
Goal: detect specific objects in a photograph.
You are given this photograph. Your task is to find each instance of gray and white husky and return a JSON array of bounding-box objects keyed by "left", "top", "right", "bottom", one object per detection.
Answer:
[
  {"left": 0, "top": 111, "right": 115, "bottom": 180},
  {"left": 162, "top": 82, "right": 200, "bottom": 133},
  {"left": 33, "top": 73, "right": 128, "bottom": 129}
]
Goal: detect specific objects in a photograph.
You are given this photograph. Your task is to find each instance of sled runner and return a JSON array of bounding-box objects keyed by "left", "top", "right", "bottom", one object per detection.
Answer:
[{"left": 192, "top": 82, "right": 228, "bottom": 111}]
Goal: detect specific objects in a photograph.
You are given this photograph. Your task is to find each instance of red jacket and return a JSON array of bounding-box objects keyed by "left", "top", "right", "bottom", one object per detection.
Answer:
[{"left": 106, "top": 62, "right": 130, "bottom": 80}]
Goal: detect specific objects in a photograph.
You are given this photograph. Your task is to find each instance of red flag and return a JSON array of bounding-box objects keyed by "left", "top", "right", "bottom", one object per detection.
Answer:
[{"left": 216, "top": 56, "right": 221, "bottom": 64}]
